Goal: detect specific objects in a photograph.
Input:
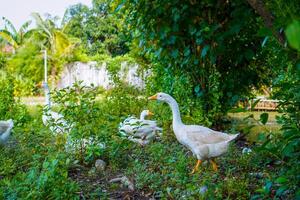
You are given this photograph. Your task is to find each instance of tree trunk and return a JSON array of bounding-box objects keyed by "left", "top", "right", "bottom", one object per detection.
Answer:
[{"left": 246, "top": 0, "right": 285, "bottom": 46}]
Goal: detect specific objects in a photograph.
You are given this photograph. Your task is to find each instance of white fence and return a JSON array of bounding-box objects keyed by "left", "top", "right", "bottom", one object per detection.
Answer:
[{"left": 57, "top": 61, "right": 150, "bottom": 89}]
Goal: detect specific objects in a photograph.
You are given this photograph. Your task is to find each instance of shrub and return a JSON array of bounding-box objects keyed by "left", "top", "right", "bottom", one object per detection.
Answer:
[
  {"left": 0, "top": 74, "right": 31, "bottom": 124},
  {"left": 2, "top": 153, "right": 79, "bottom": 200},
  {"left": 52, "top": 82, "right": 105, "bottom": 163}
]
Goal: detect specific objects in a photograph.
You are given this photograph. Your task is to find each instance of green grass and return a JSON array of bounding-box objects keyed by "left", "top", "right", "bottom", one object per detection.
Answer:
[
  {"left": 1, "top": 94, "right": 288, "bottom": 199},
  {"left": 228, "top": 111, "right": 280, "bottom": 122}
]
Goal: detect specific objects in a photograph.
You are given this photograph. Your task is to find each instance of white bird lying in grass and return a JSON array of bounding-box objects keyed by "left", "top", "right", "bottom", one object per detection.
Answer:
[
  {"left": 148, "top": 93, "right": 238, "bottom": 173},
  {"left": 42, "top": 82, "right": 71, "bottom": 134},
  {"left": 0, "top": 119, "right": 14, "bottom": 145},
  {"left": 119, "top": 110, "right": 162, "bottom": 145}
]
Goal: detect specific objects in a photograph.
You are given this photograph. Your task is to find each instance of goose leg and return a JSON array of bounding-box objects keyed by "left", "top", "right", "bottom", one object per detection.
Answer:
[
  {"left": 210, "top": 160, "right": 218, "bottom": 171},
  {"left": 191, "top": 160, "right": 202, "bottom": 174}
]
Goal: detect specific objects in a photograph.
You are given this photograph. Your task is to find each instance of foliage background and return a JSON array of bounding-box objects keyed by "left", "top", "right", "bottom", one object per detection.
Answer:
[{"left": 0, "top": 0, "right": 299, "bottom": 198}]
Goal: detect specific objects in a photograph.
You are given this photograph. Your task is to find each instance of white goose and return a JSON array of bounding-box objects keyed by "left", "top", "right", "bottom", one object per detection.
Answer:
[
  {"left": 42, "top": 82, "right": 70, "bottom": 134},
  {"left": 119, "top": 110, "right": 162, "bottom": 145},
  {"left": 148, "top": 93, "right": 238, "bottom": 173},
  {"left": 0, "top": 119, "right": 14, "bottom": 145}
]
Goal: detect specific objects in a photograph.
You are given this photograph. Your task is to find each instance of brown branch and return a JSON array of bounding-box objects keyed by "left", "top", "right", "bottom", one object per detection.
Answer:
[{"left": 246, "top": 0, "right": 285, "bottom": 45}]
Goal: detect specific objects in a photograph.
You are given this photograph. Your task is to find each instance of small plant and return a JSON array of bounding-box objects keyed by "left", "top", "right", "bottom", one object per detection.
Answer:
[
  {"left": 52, "top": 82, "right": 105, "bottom": 164},
  {"left": 0, "top": 74, "right": 31, "bottom": 125},
  {"left": 2, "top": 153, "right": 79, "bottom": 200}
]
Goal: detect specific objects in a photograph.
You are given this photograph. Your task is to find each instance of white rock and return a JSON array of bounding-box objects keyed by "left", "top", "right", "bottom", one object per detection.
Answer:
[
  {"left": 110, "top": 176, "right": 135, "bottom": 191},
  {"left": 95, "top": 159, "right": 106, "bottom": 171},
  {"left": 199, "top": 185, "right": 208, "bottom": 194},
  {"left": 242, "top": 147, "right": 252, "bottom": 154}
]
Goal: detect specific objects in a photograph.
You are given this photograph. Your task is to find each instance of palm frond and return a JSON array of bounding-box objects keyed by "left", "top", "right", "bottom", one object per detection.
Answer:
[
  {"left": 19, "top": 20, "right": 32, "bottom": 34},
  {"left": 0, "top": 30, "right": 18, "bottom": 48},
  {"left": 53, "top": 30, "right": 70, "bottom": 55},
  {"left": 31, "top": 12, "right": 52, "bottom": 38},
  {"left": 1, "top": 17, "right": 17, "bottom": 36}
]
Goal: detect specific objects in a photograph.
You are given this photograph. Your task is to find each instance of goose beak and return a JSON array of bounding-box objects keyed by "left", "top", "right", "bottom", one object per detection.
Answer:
[
  {"left": 148, "top": 111, "right": 154, "bottom": 116},
  {"left": 148, "top": 94, "right": 157, "bottom": 100}
]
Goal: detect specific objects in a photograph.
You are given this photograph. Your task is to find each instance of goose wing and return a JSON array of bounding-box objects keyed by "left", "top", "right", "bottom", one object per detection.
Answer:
[
  {"left": 132, "top": 120, "right": 162, "bottom": 138},
  {"left": 119, "top": 116, "right": 140, "bottom": 136},
  {"left": 0, "top": 119, "right": 13, "bottom": 135},
  {"left": 185, "top": 125, "right": 233, "bottom": 144}
]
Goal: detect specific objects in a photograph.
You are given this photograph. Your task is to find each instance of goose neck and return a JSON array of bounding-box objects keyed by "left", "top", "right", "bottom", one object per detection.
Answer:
[
  {"left": 140, "top": 112, "right": 146, "bottom": 120},
  {"left": 167, "top": 98, "right": 183, "bottom": 126}
]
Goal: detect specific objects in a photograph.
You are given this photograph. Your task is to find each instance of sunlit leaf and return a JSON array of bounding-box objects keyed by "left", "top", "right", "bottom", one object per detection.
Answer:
[
  {"left": 260, "top": 112, "right": 269, "bottom": 125},
  {"left": 201, "top": 45, "right": 209, "bottom": 58},
  {"left": 261, "top": 36, "right": 269, "bottom": 47},
  {"left": 285, "top": 20, "right": 300, "bottom": 51}
]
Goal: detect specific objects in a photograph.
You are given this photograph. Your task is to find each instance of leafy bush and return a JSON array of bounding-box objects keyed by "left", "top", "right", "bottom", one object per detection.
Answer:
[
  {"left": 252, "top": 20, "right": 300, "bottom": 199},
  {"left": 63, "top": 0, "right": 130, "bottom": 56},
  {"left": 0, "top": 52, "right": 6, "bottom": 69},
  {"left": 2, "top": 153, "right": 79, "bottom": 200},
  {"left": 51, "top": 82, "right": 104, "bottom": 163},
  {"left": 0, "top": 74, "right": 30, "bottom": 124},
  {"left": 117, "top": 0, "right": 274, "bottom": 123}
]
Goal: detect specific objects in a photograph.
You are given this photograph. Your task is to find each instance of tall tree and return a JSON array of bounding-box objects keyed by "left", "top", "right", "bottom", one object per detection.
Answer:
[
  {"left": 63, "top": 0, "right": 129, "bottom": 56},
  {"left": 31, "top": 13, "right": 78, "bottom": 84},
  {"left": 116, "top": 0, "right": 274, "bottom": 121},
  {"left": 0, "top": 17, "right": 33, "bottom": 53},
  {"left": 31, "top": 13, "right": 75, "bottom": 56}
]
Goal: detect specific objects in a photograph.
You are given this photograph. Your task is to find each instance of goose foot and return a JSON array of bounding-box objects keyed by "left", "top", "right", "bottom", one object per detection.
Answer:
[
  {"left": 191, "top": 160, "right": 202, "bottom": 174},
  {"left": 210, "top": 160, "right": 218, "bottom": 171}
]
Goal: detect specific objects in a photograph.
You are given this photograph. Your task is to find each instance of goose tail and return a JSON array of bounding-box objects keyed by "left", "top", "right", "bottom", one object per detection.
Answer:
[
  {"left": 8, "top": 119, "right": 14, "bottom": 128},
  {"left": 155, "top": 127, "right": 163, "bottom": 131},
  {"left": 228, "top": 133, "right": 239, "bottom": 142}
]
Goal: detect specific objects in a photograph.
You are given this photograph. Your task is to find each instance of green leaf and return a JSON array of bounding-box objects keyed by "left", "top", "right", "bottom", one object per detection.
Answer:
[
  {"left": 251, "top": 99, "right": 260, "bottom": 110},
  {"left": 155, "top": 48, "right": 163, "bottom": 57},
  {"left": 230, "top": 24, "right": 241, "bottom": 34},
  {"left": 168, "top": 35, "right": 176, "bottom": 44},
  {"left": 203, "top": 27, "right": 210, "bottom": 32},
  {"left": 171, "top": 49, "right": 179, "bottom": 58},
  {"left": 257, "top": 27, "right": 272, "bottom": 37},
  {"left": 276, "top": 186, "right": 288, "bottom": 196},
  {"left": 189, "top": 26, "right": 197, "bottom": 35},
  {"left": 275, "top": 177, "right": 287, "bottom": 184},
  {"left": 282, "top": 142, "right": 295, "bottom": 157},
  {"left": 114, "top": 2, "right": 125, "bottom": 12},
  {"left": 264, "top": 180, "right": 272, "bottom": 193},
  {"left": 285, "top": 20, "right": 300, "bottom": 51},
  {"left": 196, "top": 37, "right": 203, "bottom": 45},
  {"left": 183, "top": 47, "right": 190, "bottom": 57},
  {"left": 245, "top": 114, "right": 254, "bottom": 119},
  {"left": 260, "top": 112, "right": 269, "bottom": 125},
  {"left": 261, "top": 36, "right": 269, "bottom": 47},
  {"left": 194, "top": 85, "right": 200, "bottom": 93},
  {"left": 201, "top": 45, "right": 209, "bottom": 58},
  {"left": 245, "top": 49, "right": 254, "bottom": 61},
  {"left": 228, "top": 107, "right": 246, "bottom": 113}
]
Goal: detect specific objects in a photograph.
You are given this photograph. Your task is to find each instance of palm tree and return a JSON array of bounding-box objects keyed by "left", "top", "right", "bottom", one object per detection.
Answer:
[
  {"left": 0, "top": 17, "right": 33, "bottom": 53},
  {"left": 31, "top": 13, "right": 79, "bottom": 85},
  {"left": 31, "top": 12, "right": 77, "bottom": 56}
]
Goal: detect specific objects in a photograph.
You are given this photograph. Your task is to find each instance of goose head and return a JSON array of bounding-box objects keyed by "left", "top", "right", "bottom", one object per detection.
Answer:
[
  {"left": 140, "top": 110, "right": 154, "bottom": 120},
  {"left": 148, "top": 92, "right": 174, "bottom": 104},
  {"left": 148, "top": 93, "right": 182, "bottom": 125}
]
